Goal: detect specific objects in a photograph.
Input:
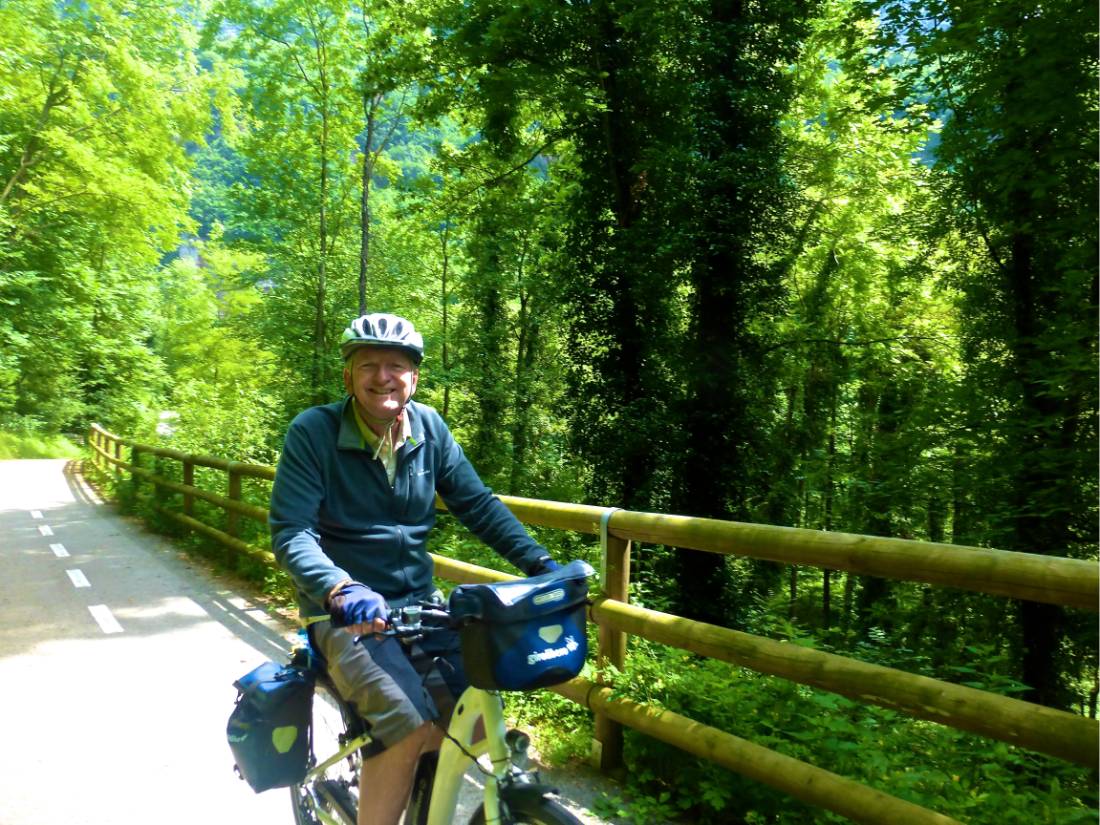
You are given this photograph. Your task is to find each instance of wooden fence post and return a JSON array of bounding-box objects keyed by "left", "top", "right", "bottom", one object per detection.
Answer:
[
  {"left": 153, "top": 454, "right": 164, "bottom": 505},
  {"left": 130, "top": 445, "right": 143, "bottom": 498},
  {"left": 227, "top": 464, "right": 242, "bottom": 539},
  {"left": 113, "top": 438, "right": 122, "bottom": 480},
  {"left": 183, "top": 458, "right": 194, "bottom": 517},
  {"left": 593, "top": 509, "right": 631, "bottom": 772}
]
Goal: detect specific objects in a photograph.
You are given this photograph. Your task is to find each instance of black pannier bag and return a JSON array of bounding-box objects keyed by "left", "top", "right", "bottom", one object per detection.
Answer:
[
  {"left": 227, "top": 658, "right": 315, "bottom": 792},
  {"left": 448, "top": 559, "right": 594, "bottom": 691}
]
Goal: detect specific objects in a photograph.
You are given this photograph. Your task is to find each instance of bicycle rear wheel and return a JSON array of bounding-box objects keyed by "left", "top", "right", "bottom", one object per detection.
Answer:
[
  {"left": 467, "top": 785, "right": 583, "bottom": 825},
  {"left": 290, "top": 679, "right": 363, "bottom": 825}
]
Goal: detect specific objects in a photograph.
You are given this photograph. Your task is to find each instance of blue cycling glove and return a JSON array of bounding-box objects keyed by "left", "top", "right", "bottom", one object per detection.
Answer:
[{"left": 327, "top": 582, "right": 388, "bottom": 628}]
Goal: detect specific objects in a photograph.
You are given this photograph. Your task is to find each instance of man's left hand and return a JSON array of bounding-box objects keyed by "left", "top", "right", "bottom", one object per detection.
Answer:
[{"left": 528, "top": 556, "right": 562, "bottom": 576}]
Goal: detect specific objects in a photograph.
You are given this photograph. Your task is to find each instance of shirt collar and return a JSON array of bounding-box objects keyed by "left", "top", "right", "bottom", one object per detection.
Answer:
[{"left": 337, "top": 396, "right": 417, "bottom": 451}]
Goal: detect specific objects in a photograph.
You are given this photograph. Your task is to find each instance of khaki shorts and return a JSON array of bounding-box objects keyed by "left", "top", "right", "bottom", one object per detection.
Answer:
[{"left": 309, "top": 621, "right": 467, "bottom": 756}]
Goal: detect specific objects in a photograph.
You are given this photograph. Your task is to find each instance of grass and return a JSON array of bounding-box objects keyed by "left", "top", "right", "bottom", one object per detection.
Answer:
[{"left": 0, "top": 430, "right": 84, "bottom": 459}]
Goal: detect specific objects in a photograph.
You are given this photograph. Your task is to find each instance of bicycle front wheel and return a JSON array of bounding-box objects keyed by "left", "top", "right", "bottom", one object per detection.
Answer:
[{"left": 467, "top": 787, "right": 583, "bottom": 825}]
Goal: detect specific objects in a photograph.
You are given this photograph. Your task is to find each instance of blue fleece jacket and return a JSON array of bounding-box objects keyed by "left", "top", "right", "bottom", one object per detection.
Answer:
[{"left": 269, "top": 397, "right": 548, "bottom": 618}]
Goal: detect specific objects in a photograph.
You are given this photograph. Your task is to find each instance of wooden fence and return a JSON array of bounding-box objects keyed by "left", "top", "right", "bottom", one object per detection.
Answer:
[{"left": 86, "top": 424, "right": 1099, "bottom": 825}]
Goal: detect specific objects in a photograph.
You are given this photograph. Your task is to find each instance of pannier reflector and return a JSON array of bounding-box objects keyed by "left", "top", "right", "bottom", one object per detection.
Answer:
[{"left": 533, "top": 588, "right": 565, "bottom": 606}]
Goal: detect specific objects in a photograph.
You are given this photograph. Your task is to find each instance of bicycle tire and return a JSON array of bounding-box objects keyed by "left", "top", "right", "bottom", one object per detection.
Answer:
[
  {"left": 289, "top": 679, "right": 362, "bottom": 825},
  {"left": 466, "top": 787, "right": 583, "bottom": 825},
  {"left": 289, "top": 782, "right": 320, "bottom": 825}
]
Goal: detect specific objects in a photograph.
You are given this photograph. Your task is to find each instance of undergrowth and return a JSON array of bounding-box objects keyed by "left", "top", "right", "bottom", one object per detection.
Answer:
[
  {"left": 599, "top": 638, "right": 1098, "bottom": 824},
  {"left": 0, "top": 429, "right": 83, "bottom": 459}
]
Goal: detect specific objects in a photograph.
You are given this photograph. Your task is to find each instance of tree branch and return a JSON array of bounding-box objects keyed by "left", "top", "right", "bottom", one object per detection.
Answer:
[
  {"left": 0, "top": 64, "right": 73, "bottom": 206},
  {"left": 440, "top": 138, "right": 559, "bottom": 209},
  {"left": 763, "top": 334, "right": 952, "bottom": 355},
  {"left": 371, "top": 88, "right": 409, "bottom": 167}
]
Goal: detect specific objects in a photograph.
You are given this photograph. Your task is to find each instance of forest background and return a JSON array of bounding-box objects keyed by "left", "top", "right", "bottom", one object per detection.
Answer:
[{"left": 1, "top": 0, "right": 1096, "bottom": 822}]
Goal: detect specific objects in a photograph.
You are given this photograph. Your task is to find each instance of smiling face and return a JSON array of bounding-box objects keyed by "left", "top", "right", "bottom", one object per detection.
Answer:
[{"left": 343, "top": 345, "right": 419, "bottom": 428}]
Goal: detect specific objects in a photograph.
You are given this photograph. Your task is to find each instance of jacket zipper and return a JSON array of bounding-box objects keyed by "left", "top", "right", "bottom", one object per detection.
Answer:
[{"left": 395, "top": 438, "right": 425, "bottom": 594}]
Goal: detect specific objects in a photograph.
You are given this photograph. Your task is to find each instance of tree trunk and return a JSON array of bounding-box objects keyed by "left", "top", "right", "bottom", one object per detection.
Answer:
[
  {"left": 788, "top": 565, "right": 798, "bottom": 619},
  {"left": 566, "top": 3, "right": 657, "bottom": 517},
  {"left": 822, "top": 388, "right": 837, "bottom": 629},
  {"left": 303, "top": 11, "right": 332, "bottom": 407},
  {"left": 509, "top": 239, "right": 538, "bottom": 495},
  {"left": 357, "top": 91, "right": 378, "bottom": 316},
  {"left": 439, "top": 224, "right": 451, "bottom": 420},
  {"left": 675, "top": 0, "right": 756, "bottom": 625},
  {"left": 840, "top": 573, "right": 855, "bottom": 633},
  {"left": 467, "top": 200, "right": 511, "bottom": 482},
  {"left": 1008, "top": 209, "right": 1067, "bottom": 707},
  {"left": 950, "top": 442, "right": 974, "bottom": 546},
  {"left": 311, "top": 91, "right": 330, "bottom": 406},
  {"left": 0, "top": 66, "right": 73, "bottom": 207},
  {"left": 855, "top": 378, "right": 896, "bottom": 632}
]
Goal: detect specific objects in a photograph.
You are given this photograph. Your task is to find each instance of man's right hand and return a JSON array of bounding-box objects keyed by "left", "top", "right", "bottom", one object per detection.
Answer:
[{"left": 327, "top": 582, "right": 388, "bottom": 635}]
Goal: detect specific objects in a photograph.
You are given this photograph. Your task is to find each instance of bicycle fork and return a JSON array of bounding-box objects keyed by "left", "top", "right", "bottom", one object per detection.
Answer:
[{"left": 426, "top": 687, "right": 509, "bottom": 825}]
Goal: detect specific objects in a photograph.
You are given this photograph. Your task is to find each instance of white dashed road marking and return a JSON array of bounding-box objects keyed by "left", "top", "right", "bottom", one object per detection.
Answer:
[
  {"left": 1, "top": 459, "right": 327, "bottom": 825},
  {"left": 66, "top": 569, "right": 91, "bottom": 588},
  {"left": 87, "top": 604, "right": 123, "bottom": 634},
  {"left": 30, "top": 510, "right": 42, "bottom": 519},
  {"left": 38, "top": 524, "right": 53, "bottom": 536}
]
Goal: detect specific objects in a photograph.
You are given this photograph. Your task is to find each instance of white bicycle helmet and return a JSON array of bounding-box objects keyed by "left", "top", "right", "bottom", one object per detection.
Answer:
[{"left": 339, "top": 313, "right": 424, "bottom": 364}]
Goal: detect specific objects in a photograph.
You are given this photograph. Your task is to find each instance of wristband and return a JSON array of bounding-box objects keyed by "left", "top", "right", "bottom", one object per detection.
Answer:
[{"left": 324, "top": 578, "right": 355, "bottom": 611}]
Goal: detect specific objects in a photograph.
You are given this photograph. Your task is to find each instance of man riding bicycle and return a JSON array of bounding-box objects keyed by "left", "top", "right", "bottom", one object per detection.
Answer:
[{"left": 269, "top": 312, "right": 560, "bottom": 825}]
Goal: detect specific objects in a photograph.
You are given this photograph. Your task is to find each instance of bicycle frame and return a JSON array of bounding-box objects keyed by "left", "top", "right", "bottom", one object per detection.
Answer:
[
  {"left": 299, "top": 683, "right": 508, "bottom": 825},
  {"left": 296, "top": 558, "right": 595, "bottom": 825},
  {"left": 422, "top": 685, "right": 506, "bottom": 825}
]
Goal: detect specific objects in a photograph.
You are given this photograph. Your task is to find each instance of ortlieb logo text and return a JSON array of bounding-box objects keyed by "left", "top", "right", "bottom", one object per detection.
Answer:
[{"left": 527, "top": 635, "right": 580, "bottom": 666}]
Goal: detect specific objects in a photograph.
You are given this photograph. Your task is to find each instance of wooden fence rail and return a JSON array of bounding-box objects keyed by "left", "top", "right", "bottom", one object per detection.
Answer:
[{"left": 86, "top": 424, "right": 1099, "bottom": 824}]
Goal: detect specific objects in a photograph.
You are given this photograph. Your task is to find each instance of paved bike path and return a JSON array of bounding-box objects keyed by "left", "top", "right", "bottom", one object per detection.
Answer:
[
  {"left": 0, "top": 459, "right": 619, "bottom": 825},
  {"left": 0, "top": 459, "right": 292, "bottom": 825}
]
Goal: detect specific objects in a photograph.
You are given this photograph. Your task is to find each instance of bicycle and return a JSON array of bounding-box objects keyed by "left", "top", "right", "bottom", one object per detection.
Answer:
[{"left": 289, "top": 563, "right": 592, "bottom": 825}]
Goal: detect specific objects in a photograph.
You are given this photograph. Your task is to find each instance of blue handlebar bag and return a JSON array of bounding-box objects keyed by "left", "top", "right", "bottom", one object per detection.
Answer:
[{"left": 449, "top": 560, "right": 594, "bottom": 691}]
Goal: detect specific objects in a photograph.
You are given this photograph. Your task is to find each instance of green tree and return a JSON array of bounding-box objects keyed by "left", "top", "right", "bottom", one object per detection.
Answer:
[
  {"left": 867, "top": 0, "right": 1099, "bottom": 707},
  {"left": 779, "top": 33, "right": 960, "bottom": 631},
  {"left": 0, "top": 0, "right": 209, "bottom": 433},
  {"left": 421, "top": 0, "right": 686, "bottom": 513},
  {"left": 667, "top": 0, "right": 819, "bottom": 623},
  {"left": 151, "top": 241, "right": 281, "bottom": 461},
  {"left": 352, "top": 0, "right": 428, "bottom": 314},
  {"left": 207, "top": 0, "right": 365, "bottom": 410}
]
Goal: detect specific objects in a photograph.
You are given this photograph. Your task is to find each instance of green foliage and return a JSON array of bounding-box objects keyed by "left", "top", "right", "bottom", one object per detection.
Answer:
[
  {"left": 858, "top": 0, "right": 1099, "bottom": 704},
  {"left": 149, "top": 252, "right": 283, "bottom": 462},
  {"left": 509, "top": 684, "right": 595, "bottom": 767},
  {"left": 428, "top": 516, "right": 601, "bottom": 581},
  {"left": 2, "top": 0, "right": 1096, "bottom": 818},
  {"left": 608, "top": 639, "right": 1096, "bottom": 824},
  {"left": 0, "top": 429, "right": 82, "bottom": 459},
  {"left": 0, "top": 0, "right": 211, "bottom": 435}
]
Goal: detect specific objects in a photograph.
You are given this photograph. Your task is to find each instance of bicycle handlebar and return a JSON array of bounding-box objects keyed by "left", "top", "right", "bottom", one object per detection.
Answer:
[{"left": 377, "top": 602, "right": 456, "bottom": 641}]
